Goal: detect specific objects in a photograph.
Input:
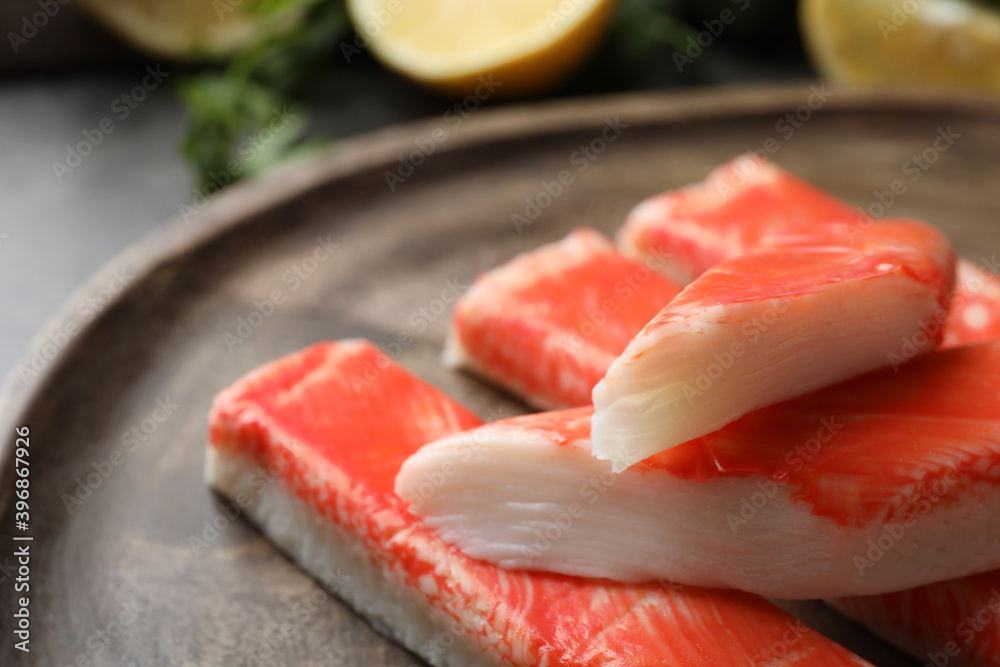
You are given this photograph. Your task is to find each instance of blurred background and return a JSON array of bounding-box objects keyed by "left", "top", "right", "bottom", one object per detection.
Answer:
[{"left": 1, "top": 0, "right": 999, "bottom": 383}]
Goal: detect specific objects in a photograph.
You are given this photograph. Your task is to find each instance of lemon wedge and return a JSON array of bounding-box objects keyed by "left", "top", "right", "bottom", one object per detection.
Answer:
[
  {"left": 346, "top": 0, "right": 617, "bottom": 98},
  {"left": 801, "top": 0, "right": 1000, "bottom": 95},
  {"left": 73, "top": 0, "right": 303, "bottom": 60}
]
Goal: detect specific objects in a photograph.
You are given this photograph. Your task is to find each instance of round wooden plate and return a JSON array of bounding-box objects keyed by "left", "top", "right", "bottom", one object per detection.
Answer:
[{"left": 3, "top": 84, "right": 1000, "bottom": 666}]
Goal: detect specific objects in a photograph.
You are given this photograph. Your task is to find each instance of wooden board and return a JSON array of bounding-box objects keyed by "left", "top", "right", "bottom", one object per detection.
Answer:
[{"left": 3, "top": 84, "right": 1000, "bottom": 666}]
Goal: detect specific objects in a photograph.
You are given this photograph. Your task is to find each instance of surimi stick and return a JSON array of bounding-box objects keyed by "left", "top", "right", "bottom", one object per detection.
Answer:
[
  {"left": 400, "top": 341, "right": 1000, "bottom": 599},
  {"left": 443, "top": 228, "right": 682, "bottom": 410},
  {"left": 207, "top": 340, "right": 874, "bottom": 666}
]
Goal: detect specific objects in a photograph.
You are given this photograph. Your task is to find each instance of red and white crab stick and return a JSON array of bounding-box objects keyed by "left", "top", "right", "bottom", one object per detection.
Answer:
[
  {"left": 618, "top": 154, "right": 1000, "bottom": 349},
  {"left": 206, "top": 340, "right": 873, "bottom": 666},
  {"left": 444, "top": 228, "right": 682, "bottom": 410},
  {"left": 592, "top": 218, "right": 954, "bottom": 469},
  {"left": 399, "top": 341, "right": 1000, "bottom": 599}
]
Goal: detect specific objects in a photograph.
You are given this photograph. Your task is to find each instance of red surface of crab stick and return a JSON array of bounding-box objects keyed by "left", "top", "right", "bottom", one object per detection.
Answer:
[
  {"left": 443, "top": 228, "right": 683, "bottom": 410},
  {"left": 618, "top": 155, "right": 859, "bottom": 284},
  {"left": 617, "top": 154, "right": 1000, "bottom": 349},
  {"left": 206, "top": 340, "right": 874, "bottom": 666},
  {"left": 592, "top": 218, "right": 955, "bottom": 469},
  {"left": 829, "top": 570, "right": 1000, "bottom": 667},
  {"left": 399, "top": 342, "right": 1000, "bottom": 599}
]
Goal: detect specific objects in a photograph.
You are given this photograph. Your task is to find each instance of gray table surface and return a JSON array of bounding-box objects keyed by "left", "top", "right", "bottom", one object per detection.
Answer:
[{"left": 0, "top": 66, "right": 449, "bottom": 389}]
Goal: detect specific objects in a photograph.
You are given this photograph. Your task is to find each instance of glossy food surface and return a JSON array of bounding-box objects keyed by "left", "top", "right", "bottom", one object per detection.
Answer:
[
  {"left": 449, "top": 228, "right": 682, "bottom": 409},
  {"left": 210, "top": 340, "right": 872, "bottom": 665}
]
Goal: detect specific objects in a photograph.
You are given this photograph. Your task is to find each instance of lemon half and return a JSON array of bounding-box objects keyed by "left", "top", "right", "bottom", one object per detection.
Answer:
[
  {"left": 346, "top": 0, "right": 617, "bottom": 98},
  {"left": 802, "top": 0, "right": 1000, "bottom": 95},
  {"left": 73, "top": 0, "right": 303, "bottom": 60}
]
